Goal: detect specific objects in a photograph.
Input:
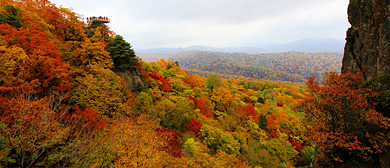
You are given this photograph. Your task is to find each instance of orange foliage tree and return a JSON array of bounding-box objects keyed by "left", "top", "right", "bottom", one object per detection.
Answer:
[
  {"left": 184, "top": 73, "right": 206, "bottom": 89},
  {"left": 235, "top": 103, "right": 258, "bottom": 123},
  {"left": 109, "top": 116, "right": 186, "bottom": 167},
  {"left": 0, "top": 22, "right": 71, "bottom": 95},
  {"left": 302, "top": 72, "right": 390, "bottom": 163},
  {"left": 0, "top": 1, "right": 116, "bottom": 166}
]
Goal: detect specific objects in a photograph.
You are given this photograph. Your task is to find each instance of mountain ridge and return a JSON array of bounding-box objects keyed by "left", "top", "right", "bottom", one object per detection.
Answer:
[
  {"left": 135, "top": 38, "right": 345, "bottom": 54},
  {"left": 138, "top": 50, "right": 343, "bottom": 84}
]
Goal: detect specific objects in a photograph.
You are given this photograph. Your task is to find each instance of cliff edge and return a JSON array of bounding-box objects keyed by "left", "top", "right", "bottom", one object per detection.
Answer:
[
  {"left": 341, "top": 1, "right": 390, "bottom": 167},
  {"left": 342, "top": 0, "right": 390, "bottom": 81}
]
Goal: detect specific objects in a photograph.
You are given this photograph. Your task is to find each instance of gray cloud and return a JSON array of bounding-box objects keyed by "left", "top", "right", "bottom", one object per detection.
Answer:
[{"left": 51, "top": 0, "right": 350, "bottom": 49}]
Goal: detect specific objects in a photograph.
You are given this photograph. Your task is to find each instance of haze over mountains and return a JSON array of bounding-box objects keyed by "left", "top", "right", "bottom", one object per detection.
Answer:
[
  {"left": 135, "top": 38, "right": 345, "bottom": 54},
  {"left": 138, "top": 50, "right": 343, "bottom": 84}
]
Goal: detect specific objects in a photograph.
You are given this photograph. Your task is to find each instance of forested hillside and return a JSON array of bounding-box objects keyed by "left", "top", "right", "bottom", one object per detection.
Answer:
[
  {"left": 0, "top": 0, "right": 389, "bottom": 167},
  {"left": 139, "top": 51, "right": 343, "bottom": 83}
]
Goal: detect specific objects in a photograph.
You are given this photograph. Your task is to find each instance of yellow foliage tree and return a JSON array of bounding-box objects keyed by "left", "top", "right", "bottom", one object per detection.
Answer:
[
  {"left": 210, "top": 87, "right": 234, "bottom": 112},
  {"left": 110, "top": 115, "right": 180, "bottom": 167},
  {"left": 70, "top": 64, "right": 127, "bottom": 117}
]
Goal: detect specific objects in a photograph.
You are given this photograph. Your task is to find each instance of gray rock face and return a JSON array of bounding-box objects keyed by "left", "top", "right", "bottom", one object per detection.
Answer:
[
  {"left": 113, "top": 69, "right": 143, "bottom": 91},
  {"left": 341, "top": 0, "right": 390, "bottom": 81}
]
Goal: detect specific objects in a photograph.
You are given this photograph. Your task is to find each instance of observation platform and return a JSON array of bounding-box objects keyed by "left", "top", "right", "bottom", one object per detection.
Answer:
[{"left": 86, "top": 16, "right": 110, "bottom": 27}]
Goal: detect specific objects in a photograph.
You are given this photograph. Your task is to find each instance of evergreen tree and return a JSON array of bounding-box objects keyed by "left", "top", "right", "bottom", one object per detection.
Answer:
[
  {"left": 0, "top": 5, "right": 22, "bottom": 28},
  {"left": 106, "top": 35, "right": 139, "bottom": 70},
  {"left": 90, "top": 20, "right": 103, "bottom": 28}
]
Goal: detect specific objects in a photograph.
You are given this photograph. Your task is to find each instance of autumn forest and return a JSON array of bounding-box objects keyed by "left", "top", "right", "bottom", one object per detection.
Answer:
[
  {"left": 139, "top": 51, "right": 343, "bottom": 84},
  {"left": 0, "top": 0, "right": 389, "bottom": 167}
]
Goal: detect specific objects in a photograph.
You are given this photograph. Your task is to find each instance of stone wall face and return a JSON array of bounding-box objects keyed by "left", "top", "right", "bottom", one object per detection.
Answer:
[
  {"left": 342, "top": 1, "right": 390, "bottom": 167},
  {"left": 342, "top": 0, "right": 390, "bottom": 81},
  {"left": 113, "top": 69, "right": 143, "bottom": 91}
]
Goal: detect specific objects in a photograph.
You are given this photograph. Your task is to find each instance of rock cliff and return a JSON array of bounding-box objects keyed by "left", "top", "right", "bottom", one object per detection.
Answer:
[
  {"left": 341, "top": 0, "right": 390, "bottom": 167},
  {"left": 113, "top": 69, "right": 143, "bottom": 91},
  {"left": 341, "top": 0, "right": 390, "bottom": 81}
]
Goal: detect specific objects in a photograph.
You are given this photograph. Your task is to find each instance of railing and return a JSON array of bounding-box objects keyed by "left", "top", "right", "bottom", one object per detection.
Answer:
[{"left": 86, "top": 16, "right": 110, "bottom": 27}]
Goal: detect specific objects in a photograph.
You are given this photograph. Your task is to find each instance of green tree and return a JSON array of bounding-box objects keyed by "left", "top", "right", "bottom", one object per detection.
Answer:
[
  {"left": 200, "top": 124, "right": 240, "bottom": 155},
  {"left": 299, "top": 146, "right": 315, "bottom": 166},
  {"left": 184, "top": 138, "right": 200, "bottom": 155},
  {"left": 261, "top": 138, "right": 298, "bottom": 167},
  {"left": 205, "top": 74, "right": 222, "bottom": 92},
  {"left": 106, "top": 35, "right": 139, "bottom": 70},
  {"left": 244, "top": 139, "right": 279, "bottom": 167},
  {"left": 136, "top": 92, "right": 153, "bottom": 113},
  {"left": 158, "top": 98, "right": 197, "bottom": 132},
  {"left": 90, "top": 20, "right": 103, "bottom": 28},
  {"left": 0, "top": 5, "right": 22, "bottom": 28}
]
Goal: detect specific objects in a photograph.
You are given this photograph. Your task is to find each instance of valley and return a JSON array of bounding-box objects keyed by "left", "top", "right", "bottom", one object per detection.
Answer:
[{"left": 139, "top": 50, "right": 343, "bottom": 83}]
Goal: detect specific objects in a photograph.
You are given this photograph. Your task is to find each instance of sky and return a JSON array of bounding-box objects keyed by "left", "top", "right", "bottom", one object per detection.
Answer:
[{"left": 50, "top": 0, "right": 350, "bottom": 49}]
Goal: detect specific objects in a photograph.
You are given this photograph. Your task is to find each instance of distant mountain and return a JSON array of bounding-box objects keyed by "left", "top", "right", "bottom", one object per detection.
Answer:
[
  {"left": 135, "top": 38, "right": 345, "bottom": 54},
  {"left": 138, "top": 50, "right": 343, "bottom": 83},
  {"left": 266, "top": 38, "right": 345, "bottom": 53},
  {"left": 135, "top": 45, "right": 267, "bottom": 54}
]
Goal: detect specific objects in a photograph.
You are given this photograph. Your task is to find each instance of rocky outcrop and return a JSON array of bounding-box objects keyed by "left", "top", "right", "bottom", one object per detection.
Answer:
[
  {"left": 341, "top": 0, "right": 390, "bottom": 81},
  {"left": 113, "top": 69, "right": 143, "bottom": 91},
  {"left": 342, "top": 1, "right": 390, "bottom": 167}
]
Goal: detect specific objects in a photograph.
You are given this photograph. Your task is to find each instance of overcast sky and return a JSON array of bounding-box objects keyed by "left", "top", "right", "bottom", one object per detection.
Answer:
[{"left": 50, "top": 0, "right": 350, "bottom": 49}]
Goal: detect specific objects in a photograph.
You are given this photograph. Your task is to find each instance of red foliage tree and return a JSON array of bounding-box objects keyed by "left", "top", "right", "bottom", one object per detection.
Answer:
[
  {"left": 188, "top": 117, "right": 201, "bottom": 134},
  {"left": 156, "top": 128, "right": 183, "bottom": 157},
  {"left": 270, "top": 130, "right": 279, "bottom": 139},
  {"left": 238, "top": 88, "right": 245, "bottom": 92},
  {"left": 159, "top": 77, "right": 171, "bottom": 92},
  {"left": 267, "top": 114, "right": 277, "bottom": 131},
  {"left": 148, "top": 69, "right": 171, "bottom": 92},
  {"left": 289, "top": 140, "right": 304, "bottom": 153},
  {"left": 71, "top": 106, "right": 107, "bottom": 131},
  {"left": 188, "top": 95, "right": 198, "bottom": 105},
  {"left": 140, "top": 66, "right": 149, "bottom": 79},
  {"left": 198, "top": 99, "right": 214, "bottom": 118},
  {"left": 236, "top": 103, "right": 258, "bottom": 123},
  {"left": 303, "top": 72, "right": 390, "bottom": 163},
  {"left": 183, "top": 78, "right": 190, "bottom": 85},
  {"left": 188, "top": 96, "right": 214, "bottom": 118}
]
